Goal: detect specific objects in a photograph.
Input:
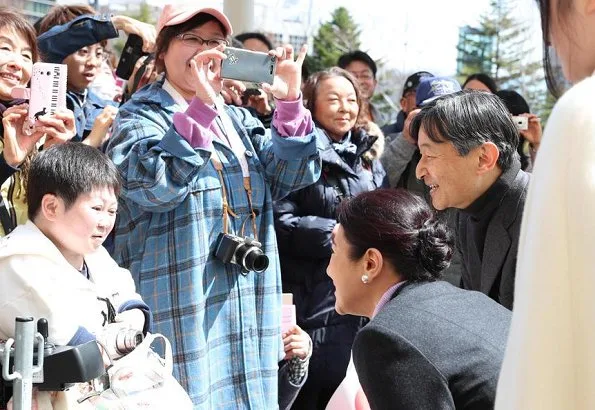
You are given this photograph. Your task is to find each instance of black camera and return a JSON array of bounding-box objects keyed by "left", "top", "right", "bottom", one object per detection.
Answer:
[{"left": 214, "top": 233, "right": 269, "bottom": 273}]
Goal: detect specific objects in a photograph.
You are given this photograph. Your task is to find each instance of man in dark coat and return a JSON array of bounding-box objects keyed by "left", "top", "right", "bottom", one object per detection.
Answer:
[{"left": 411, "top": 90, "right": 530, "bottom": 310}]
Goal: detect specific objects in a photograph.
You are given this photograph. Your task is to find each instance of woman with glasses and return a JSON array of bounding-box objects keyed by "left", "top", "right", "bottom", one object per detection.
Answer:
[
  {"left": 0, "top": 7, "right": 76, "bottom": 237},
  {"left": 106, "top": 5, "right": 321, "bottom": 409},
  {"left": 495, "top": 0, "right": 595, "bottom": 409},
  {"left": 36, "top": 4, "right": 155, "bottom": 145}
]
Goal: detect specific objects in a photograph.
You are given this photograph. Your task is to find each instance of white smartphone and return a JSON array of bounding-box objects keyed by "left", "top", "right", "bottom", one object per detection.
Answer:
[
  {"left": 512, "top": 115, "right": 528, "bottom": 131},
  {"left": 24, "top": 62, "right": 67, "bottom": 134}
]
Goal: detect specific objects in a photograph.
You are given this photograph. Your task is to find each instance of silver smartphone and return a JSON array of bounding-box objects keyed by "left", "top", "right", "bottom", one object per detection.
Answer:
[{"left": 221, "top": 47, "right": 276, "bottom": 84}]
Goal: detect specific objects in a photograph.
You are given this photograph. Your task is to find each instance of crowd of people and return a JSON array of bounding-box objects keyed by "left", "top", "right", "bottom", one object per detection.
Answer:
[{"left": 0, "top": 0, "right": 593, "bottom": 409}]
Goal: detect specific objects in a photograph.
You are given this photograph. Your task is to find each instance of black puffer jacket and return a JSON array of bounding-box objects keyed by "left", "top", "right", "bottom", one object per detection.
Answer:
[{"left": 274, "top": 127, "right": 386, "bottom": 407}]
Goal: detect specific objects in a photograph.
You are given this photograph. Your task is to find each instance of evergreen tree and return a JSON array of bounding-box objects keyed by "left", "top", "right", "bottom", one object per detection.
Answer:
[
  {"left": 373, "top": 66, "right": 407, "bottom": 122},
  {"left": 456, "top": 0, "right": 553, "bottom": 121},
  {"left": 309, "top": 7, "right": 361, "bottom": 71},
  {"left": 308, "top": 7, "right": 404, "bottom": 122}
]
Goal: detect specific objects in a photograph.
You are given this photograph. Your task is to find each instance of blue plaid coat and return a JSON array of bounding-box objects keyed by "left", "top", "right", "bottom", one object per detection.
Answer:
[{"left": 106, "top": 78, "right": 321, "bottom": 409}]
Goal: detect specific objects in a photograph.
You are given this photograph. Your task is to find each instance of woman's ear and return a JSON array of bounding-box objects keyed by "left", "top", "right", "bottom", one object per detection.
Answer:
[
  {"left": 362, "top": 248, "right": 383, "bottom": 282},
  {"left": 40, "top": 193, "right": 63, "bottom": 221}
]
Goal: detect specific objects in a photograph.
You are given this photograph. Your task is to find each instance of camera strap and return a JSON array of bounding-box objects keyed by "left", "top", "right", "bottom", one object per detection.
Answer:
[{"left": 210, "top": 156, "right": 258, "bottom": 241}]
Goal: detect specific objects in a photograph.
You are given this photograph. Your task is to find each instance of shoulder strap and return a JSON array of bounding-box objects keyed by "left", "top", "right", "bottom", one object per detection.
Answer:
[{"left": 0, "top": 191, "right": 16, "bottom": 234}]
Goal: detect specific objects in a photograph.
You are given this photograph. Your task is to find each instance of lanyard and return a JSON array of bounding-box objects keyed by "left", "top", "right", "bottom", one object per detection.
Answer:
[
  {"left": 211, "top": 98, "right": 258, "bottom": 239},
  {"left": 162, "top": 80, "right": 258, "bottom": 239},
  {"left": 211, "top": 156, "right": 258, "bottom": 241}
]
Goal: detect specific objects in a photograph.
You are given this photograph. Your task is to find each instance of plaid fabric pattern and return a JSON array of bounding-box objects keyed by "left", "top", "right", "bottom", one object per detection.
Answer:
[
  {"left": 287, "top": 356, "right": 309, "bottom": 386},
  {"left": 107, "top": 78, "right": 321, "bottom": 409}
]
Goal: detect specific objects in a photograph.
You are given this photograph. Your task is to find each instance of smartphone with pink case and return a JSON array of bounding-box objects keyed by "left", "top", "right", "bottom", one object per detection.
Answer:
[
  {"left": 24, "top": 62, "right": 67, "bottom": 134},
  {"left": 281, "top": 293, "right": 296, "bottom": 333}
]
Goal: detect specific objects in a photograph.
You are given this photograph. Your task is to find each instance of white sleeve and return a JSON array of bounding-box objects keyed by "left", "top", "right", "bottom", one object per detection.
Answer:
[
  {"left": 87, "top": 246, "right": 144, "bottom": 311},
  {"left": 0, "top": 255, "right": 94, "bottom": 345},
  {"left": 495, "top": 77, "right": 595, "bottom": 409}
]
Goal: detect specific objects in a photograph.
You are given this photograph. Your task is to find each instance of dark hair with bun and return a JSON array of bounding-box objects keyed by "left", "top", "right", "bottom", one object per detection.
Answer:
[{"left": 336, "top": 189, "right": 453, "bottom": 281}]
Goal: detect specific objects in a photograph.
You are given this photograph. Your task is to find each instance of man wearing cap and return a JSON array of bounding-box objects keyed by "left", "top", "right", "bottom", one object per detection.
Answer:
[
  {"left": 410, "top": 90, "right": 530, "bottom": 310},
  {"left": 382, "top": 71, "right": 433, "bottom": 137},
  {"left": 381, "top": 75, "right": 458, "bottom": 194}
]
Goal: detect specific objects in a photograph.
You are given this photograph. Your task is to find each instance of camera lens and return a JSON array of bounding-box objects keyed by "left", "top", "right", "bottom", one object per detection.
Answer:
[
  {"left": 242, "top": 247, "right": 269, "bottom": 273},
  {"left": 115, "top": 329, "right": 144, "bottom": 355}
]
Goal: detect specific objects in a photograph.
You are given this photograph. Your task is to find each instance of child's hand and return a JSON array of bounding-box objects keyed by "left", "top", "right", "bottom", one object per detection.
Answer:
[
  {"left": 84, "top": 105, "right": 118, "bottom": 148},
  {"left": 282, "top": 325, "right": 311, "bottom": 361}
]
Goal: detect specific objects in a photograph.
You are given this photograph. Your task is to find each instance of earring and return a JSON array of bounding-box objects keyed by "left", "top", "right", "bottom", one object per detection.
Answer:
[{"left": 361, "top": 275, "right": 369, "bottom": 284}]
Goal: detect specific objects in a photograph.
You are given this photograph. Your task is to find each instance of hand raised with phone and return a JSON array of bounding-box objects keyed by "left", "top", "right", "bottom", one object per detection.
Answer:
[
  {"left": 2, "top": 104, "right": 75, "bottom": 166},
  {"left": 262, "top": 44, "right": 308, "bottom": 102},
  {"left": 189, "top": 45, "right": 227, "bottom": 106},
  {"left": 2, "top": 104, "right": 45, "bottom": 167}
]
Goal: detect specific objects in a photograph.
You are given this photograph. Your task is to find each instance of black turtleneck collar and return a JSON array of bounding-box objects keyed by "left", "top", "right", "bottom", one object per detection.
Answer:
[{"left": 463, "top": 158, "right": 521, "bottom": 221}]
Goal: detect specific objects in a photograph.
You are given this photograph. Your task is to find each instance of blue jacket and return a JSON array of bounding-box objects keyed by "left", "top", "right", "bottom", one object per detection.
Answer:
[
  {"left": 66, "top": 89, "right": 116, "bottom": 142},
  {"left": 106, "top": 76, "right": 322, "bottom": 409},
  {"left": 274, "top": 128, "right": 386, "bottom": 401}
]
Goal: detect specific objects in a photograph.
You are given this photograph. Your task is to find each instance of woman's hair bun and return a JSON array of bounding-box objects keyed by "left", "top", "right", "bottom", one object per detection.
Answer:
[{"left": 417, "top": 217, "right": 454, "bottom": 277}]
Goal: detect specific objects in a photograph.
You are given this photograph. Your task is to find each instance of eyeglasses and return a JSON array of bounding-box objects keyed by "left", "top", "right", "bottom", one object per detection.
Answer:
[
  {"left": 176, "top": 33, "right": 229, "bottom": 49},
  {"left": 74, "top": 46, "right": 108, "bottom": 63}
]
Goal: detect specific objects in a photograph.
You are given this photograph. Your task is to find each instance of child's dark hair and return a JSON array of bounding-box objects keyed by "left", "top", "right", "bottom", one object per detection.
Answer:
[{"left": 27, "top": 143, "right": 121, "bottom": 220}]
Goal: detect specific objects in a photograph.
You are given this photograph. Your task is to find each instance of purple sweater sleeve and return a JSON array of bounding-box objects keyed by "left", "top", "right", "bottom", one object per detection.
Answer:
[
  {"left": 272, "top": 95, "right": 313, "bottom": 137},
  {"left": 172, "top": 97, "right": 219, "bottom": 148}
]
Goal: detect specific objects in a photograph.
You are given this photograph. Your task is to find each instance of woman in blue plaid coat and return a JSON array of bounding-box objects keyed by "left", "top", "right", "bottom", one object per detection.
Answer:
[{"left": 106, "top": 5, "right": 321, "bottom": 409}]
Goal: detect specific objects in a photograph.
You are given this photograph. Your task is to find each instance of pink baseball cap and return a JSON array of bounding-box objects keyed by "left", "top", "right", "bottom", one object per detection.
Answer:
[{"left": 157, "top": 5, "right": 233, "bottom": 36}]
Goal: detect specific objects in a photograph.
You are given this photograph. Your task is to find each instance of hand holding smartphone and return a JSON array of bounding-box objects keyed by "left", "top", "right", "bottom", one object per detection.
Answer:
[{"left": 24, "top": 62, "right": 67, "bottom": 135}]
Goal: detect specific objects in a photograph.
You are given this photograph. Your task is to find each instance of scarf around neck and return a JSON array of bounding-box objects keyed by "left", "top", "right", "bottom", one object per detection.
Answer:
[{"left": 329, "top": 131, "right": 357, "bottom": 155}]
